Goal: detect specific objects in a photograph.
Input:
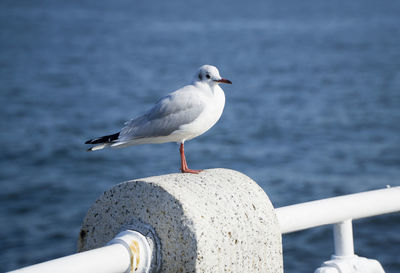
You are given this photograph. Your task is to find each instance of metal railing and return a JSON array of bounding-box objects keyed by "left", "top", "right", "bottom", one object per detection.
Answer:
[
  {"left": 9, "top": 244, "right": 130, "bottom": 273},
  {"left": 275, "top": 186, "right": 400, "bottom": 234},
  {"left": 8, "top": 230, "right": 154, "bottom": 273},
  {"left": 275, "top": 186, "right": 400, "bottom": 273}
]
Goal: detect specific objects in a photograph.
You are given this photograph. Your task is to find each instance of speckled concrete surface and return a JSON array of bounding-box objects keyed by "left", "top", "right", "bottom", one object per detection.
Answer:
[{"left": 78, "top": 168, "right": 283, "bottom": 273}]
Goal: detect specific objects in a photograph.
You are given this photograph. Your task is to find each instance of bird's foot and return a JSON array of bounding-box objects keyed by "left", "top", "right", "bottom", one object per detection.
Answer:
[{"left": 181, "top": 167, "right": 203, "bottom": 174}]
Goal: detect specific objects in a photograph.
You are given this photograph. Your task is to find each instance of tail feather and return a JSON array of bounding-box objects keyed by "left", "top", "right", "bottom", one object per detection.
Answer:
[
  {"left": 87, "top": 144, "right": 109, "bottom": 151},
  {"left": 85, "top": 132, "right": 120, "bottom": 151}
]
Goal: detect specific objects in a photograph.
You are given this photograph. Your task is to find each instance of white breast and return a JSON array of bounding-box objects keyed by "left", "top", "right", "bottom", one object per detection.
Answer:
[{"left": 176, "top": 85, "right": 226, "bottom": 142}]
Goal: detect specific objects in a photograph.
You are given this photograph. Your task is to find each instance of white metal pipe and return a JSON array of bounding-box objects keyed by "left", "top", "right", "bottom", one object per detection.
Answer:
[
  {"left": 333, "top": 220, "right": 354, "bottom": 257},
  {"left": 7, "top": 229, "right": 158, "bottom": 273},
  {"left": 275, "top": 186, "right": 400, "bottom": 234},
  {"left": 8, "top": 244, "right": 130, "bottom": 273}
]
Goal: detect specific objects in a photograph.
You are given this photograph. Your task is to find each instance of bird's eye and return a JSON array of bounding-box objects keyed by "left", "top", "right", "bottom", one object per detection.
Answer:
[
  {"left": 198, "top": 74, "right": 202, "bottom": 80},
  {"left": 206, "top": 74, "right": 210, "bottom": 79}
]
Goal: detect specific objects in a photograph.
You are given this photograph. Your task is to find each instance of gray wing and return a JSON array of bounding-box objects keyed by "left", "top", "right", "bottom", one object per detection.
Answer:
[{"left": 119, "top": 86, "right": 205, "bottom": 141}]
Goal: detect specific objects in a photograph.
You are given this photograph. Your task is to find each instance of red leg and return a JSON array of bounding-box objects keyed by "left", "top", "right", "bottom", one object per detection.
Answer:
[{"left": 179, "top": 143, "right": 202, "bottom": 174}]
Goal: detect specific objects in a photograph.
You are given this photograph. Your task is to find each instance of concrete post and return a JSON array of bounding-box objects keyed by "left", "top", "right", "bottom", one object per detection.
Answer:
[{"left": 78, "top": 168, "right": 283, "bottom": 273}]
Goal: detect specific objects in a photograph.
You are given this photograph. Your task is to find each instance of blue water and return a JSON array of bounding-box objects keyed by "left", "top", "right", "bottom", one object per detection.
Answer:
[{"left": 1, "top": 0, "right": 399, "bottom": 272}]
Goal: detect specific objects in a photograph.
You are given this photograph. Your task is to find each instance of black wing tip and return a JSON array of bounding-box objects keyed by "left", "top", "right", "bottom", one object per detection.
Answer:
[{"left": 85, "top": 132, "right": 120, "bottom": 145}]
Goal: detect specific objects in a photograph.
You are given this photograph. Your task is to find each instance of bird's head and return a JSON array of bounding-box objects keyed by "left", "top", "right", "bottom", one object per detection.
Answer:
[{"left": 194, "top": 65, "right": 232, "bottom": 86}]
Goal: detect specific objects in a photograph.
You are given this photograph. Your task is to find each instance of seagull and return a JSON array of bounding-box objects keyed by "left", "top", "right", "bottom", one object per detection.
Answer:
[{"left": 85, "top": 65, "right": 232, "bottom": 174}]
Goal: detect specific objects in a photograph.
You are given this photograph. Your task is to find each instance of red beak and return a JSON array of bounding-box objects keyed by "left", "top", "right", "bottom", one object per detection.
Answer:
[{"left": 217, "top": 78, "right": 232, "bottom": 84}]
